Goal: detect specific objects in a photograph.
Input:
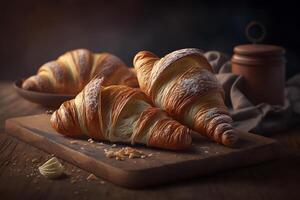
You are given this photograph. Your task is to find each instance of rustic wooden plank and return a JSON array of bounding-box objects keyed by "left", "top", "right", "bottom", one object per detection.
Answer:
[
  {"left": 5, "top": 114, "right": 279, "bottom": 188},
  {"left": 0, "top": 132, "right": 300, "bottom": 200}
]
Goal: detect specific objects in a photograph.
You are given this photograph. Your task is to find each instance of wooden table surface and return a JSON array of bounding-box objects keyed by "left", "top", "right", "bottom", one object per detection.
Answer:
[{"left": 0, "top": 82, "right": 300, "bottom": 200}]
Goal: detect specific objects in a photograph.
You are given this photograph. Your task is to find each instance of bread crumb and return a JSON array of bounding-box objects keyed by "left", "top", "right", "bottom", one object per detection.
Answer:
[
  {"left": 128, "top": 153, "right": 137, "bottom": 159},
  {"left": 88, "top": 138, "right": 94, "bottom": 143},
  {"left": 105, "top": 150, "right": 115, "bottom": 158},
  {"left": 104, "top": 147, "right": 150, "bottom": 161},
  {"left": 116, "top": 156, "right": 124, "bottom": 161},
  {"left": 86, "top": 173, "right": 98, "bottom": 181}
]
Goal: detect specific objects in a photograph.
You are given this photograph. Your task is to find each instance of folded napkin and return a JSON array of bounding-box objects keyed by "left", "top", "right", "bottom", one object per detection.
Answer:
[{"left": 204, "top": 51, "right": 300, "bottom": 135}]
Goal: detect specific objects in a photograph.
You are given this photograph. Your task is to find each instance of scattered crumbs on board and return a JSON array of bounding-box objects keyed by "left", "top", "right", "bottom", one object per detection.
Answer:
[{"left": 104, "top": 147, "right": 151, "bottom": 161}]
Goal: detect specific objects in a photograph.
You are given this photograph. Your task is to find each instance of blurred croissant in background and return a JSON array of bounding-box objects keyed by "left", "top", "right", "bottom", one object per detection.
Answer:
[
  {"left": 134, "top": 48, "right": 238, "bottom": 147},
  {"left": 22, "top": 49, "right": 138, "bottom": 94}
]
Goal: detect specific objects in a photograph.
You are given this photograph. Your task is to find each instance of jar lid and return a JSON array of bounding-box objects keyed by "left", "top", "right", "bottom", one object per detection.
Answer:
[{"left": 234, "top": 44, "right": 285, "bottom": 56}]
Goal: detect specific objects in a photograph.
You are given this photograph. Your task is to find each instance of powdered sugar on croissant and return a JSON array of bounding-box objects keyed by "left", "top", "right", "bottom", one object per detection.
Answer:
[
  {"left": 50, "top": 77, "right": 192, "bottom": 150},
  {"left": 134, "top": 48, "right": 238, "bottom": 147}
]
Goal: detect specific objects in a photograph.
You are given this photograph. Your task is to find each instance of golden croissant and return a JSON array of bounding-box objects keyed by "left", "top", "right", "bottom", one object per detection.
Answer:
[
  {"left": 133, "top": 48, "right": 238, "bottom": 146},
  {"left": 50, "top": 77, "right": 192, "bottom": 150},
  {"left": 22, "top": 49, "right": 138, "bottom": 94}
]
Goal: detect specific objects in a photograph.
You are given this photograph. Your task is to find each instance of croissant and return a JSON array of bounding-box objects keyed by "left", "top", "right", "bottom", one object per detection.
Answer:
[
  {"left": 133, "top": 48, "right": 238, "bottom": 147},
  {"left": 50, "top": 77, "right": 192, "bottom": 150},
  {"left": 22, "top": 49, "right": 138, "bottom": 94}
]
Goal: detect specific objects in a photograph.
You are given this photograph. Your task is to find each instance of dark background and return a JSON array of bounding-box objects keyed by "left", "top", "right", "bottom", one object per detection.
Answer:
[{"left": 0, "top": 0, "right": 299, "bottom": 81}]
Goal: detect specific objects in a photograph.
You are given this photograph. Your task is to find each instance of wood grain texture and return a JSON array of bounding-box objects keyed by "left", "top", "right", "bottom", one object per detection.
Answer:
[
  {"left": 0, "top": 82, "right": 47, "bottom": 131},
  {"left": 1, "top": 82, "right": 300, "bottom": 199},
  {"left": 5, "top": 114, "right": 279, "bottom": 188}
]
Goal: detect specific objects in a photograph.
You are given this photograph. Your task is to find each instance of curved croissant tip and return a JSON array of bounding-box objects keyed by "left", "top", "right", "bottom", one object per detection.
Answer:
[
  {"left": 49, "top": 108, "right": 71, "bottom": 136},
  {"left": 50, "top": 111, "right": 55, "bottom": 121},
  {"left": 21, "top": 80, "right": 31, "bottom": 90},
  {"left": 148, "top": 125, "right": 193, "bottom": 150},
  {"left": 50, "top": 111, "right": 58, "bottom": 130},
  {"left": 22, "top": 77, "right": 38, "bottom": 91},
  {"left": 50, "top": 107, "right": 81, "bottom": 137},
  {"left": 133, "top": 51, "right": 157, "bottom": 65},
  {"left": 221, "top": 129, "right": 239, "bottom": 147}
]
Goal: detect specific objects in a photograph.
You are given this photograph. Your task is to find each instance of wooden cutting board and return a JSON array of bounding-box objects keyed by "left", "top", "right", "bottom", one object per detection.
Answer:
[{"left": 5, "top": 114, "right": 279, "bottom": 188}]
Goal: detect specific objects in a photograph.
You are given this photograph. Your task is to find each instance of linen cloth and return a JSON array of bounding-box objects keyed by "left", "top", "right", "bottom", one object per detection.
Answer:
[{"left": 204, "top": 51, "right": 299, "bottom": 134}]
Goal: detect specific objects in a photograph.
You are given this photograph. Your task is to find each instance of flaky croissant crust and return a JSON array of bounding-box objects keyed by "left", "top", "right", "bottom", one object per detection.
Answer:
[
  {"left": 51, "top": 78, "right": 192, "bottom": 150},
  {"left": 22, "top": 49, "right": 138, "bottom": 94},
  {"left": 134, "top": 48, "right": 238, "bottom": 146}
]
